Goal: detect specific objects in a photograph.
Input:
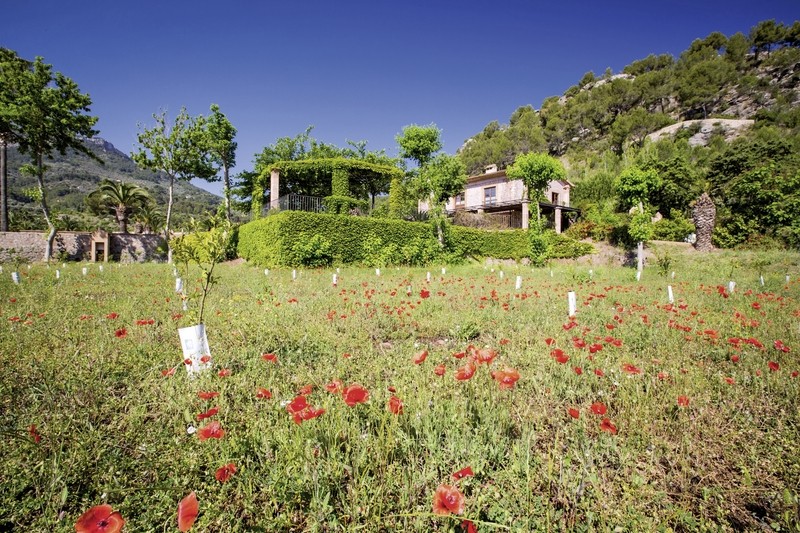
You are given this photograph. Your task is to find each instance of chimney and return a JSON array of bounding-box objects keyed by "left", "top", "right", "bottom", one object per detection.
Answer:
[{"left": 483, "top": 164, "right": 498, "bottom": 174}]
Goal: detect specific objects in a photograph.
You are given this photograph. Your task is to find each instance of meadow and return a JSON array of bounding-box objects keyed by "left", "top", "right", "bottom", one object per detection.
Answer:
[{"left": 1, "top": 249, "right": 799, "bottom": 532}]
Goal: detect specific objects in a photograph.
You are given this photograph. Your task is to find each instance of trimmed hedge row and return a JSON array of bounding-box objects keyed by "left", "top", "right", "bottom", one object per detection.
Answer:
[{"left": 237, "top": 211, "right": 532, "bottom": 266}]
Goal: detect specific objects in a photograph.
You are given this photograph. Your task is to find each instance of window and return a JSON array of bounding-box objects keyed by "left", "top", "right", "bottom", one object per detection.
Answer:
[
  {"left": 551, "top": 192, "right": 559, "bottom": 205},
  {"left": 484, "top": 186, "right": 496, "bottom": 206},
  {"left": 455, "top": 192, "right": 465, "bottom": 206}
]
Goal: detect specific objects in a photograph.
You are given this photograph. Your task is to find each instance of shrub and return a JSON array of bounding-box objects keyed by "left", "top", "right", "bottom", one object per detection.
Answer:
[
  {"left": 651, "top": 210, "right": 695, "bottom": 242},
  {"left": 289, "top": 233, "right": 334, "bottom": 267},
  {"left": 323, "top": 195, "right": 368, "bottom": 215}
]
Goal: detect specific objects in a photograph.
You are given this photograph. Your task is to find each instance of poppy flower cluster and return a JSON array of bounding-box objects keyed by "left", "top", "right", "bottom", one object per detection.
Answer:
[{"left": 285, "top": 394, "right": 325, "bottom": 424}]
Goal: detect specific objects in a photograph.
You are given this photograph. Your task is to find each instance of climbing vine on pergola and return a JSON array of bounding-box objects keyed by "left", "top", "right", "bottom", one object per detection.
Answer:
[{"left": 251, "top": 158, "right": 403, "bottom": 217}]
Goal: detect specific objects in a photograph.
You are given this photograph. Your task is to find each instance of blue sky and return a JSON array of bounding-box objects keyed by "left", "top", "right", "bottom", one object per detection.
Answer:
[{"left": 5, "top": 0, "right": 798, "bottom": 196}]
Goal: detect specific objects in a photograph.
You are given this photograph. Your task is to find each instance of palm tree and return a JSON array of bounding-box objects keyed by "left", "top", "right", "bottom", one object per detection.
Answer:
[
  {"left": 134, "top": 202, "right": 164, "bottom": 234},
  {"left": 87, "top": 180, "right": 152, "bottom": 233}
]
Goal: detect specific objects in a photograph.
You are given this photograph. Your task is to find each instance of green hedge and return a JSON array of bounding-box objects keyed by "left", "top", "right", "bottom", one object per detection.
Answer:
[{"left": 237, "top": 211, "right": 533, "bottom": 266}]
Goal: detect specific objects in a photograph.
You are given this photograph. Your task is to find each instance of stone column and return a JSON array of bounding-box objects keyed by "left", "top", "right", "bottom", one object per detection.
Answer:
[
  {"left": 521, "top": 199, "right": 530, "bottom": 230},
  {"left": 554, "top": 207, "right": 562, "bottom": 234},
  {"left": 269, "top": 170, "right": 280, "bottom": 210}
]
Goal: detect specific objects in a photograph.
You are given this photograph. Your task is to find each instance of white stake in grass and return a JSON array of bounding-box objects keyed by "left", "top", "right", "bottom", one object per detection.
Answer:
[
  {"left": 786, "top": 275, "right": 791, "bottom": 283},
  {"left": 515, "top": 275, "right": 522, "bottom": 290},
  {"left": 441, "top": 267, "right": 446, "bottom": 275},
  {"left": 375, "top": 268, "right": 380, "bottom": 277},
  {"left": 589, "top": 269, "right": 593, "bottom": 279},
  {"left": 55, "top": 269, "right": 60, "bottom": 280},
  {"left": 98, "top": 265, "right": 103, "bottom": 272},
  {"left": 567, "top": 291, "right": 577, "bottom": 318},
  {"left": 499, "top": 270, "right": 504, "bottom": 279},
  {"left": 407, "top": 285, "right": 412, "bottom": 296},
  {"left": 671, "top": 271, "right": 675, "bottom": 279},
  {"left": 760, "top": 275, "right": 765, "bottom": 286},
  {"left": 11, "top": 272, "right": 19, "bottom": 284},
  {"left": 550, "top": 270, "right": 554, "bottom": 278},
  {"left": 426, "top": 272, "right": 431, "bottom": 283},
  {"left": 175, "top": 278, "right": 183, "bottom": 293},
  {"left": 178, "top": 324, "right": 212, "bottom": 376},
  {"left": 292, "top": 269, "right": 297, "bottom": 280},
  {"left": 264, "top": 268, "right": 269, "bottom": 276},
  {"left": 636, "top": 270, "right": 641, "bottom": 282},
  {"left": 728, "top": 280, "right": 736, "bottom": 293},
  {"left": 82, "top": 267, "right": 88, "bottom": 276},
  {"left": 667, "top": 285, "right": 674, "bottom": 304},
  {"left": 332, "top": 274, "right": 338, "bottom": 286}
]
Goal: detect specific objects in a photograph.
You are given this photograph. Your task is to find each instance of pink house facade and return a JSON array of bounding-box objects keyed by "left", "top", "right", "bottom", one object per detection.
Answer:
[{"left": 420, "top": 164, "right": 578, "bottom": 232}]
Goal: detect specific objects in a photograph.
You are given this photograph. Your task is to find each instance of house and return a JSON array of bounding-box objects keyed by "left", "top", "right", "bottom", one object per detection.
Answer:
[{"left": 420, "top": 164, "right": 579, "bottom": 232}]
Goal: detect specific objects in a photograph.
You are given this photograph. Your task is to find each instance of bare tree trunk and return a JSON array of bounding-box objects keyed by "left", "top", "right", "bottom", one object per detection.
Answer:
[
  {"left": 116, "top": 206, "right": 128, "bottom": 233},
  {"left": 164, "top": 173, "right": 174, "bottom": 242},
  {"left": 0, "top": 139, "right": 8, "bottom": 232},
  {"left": 36, "top": 154, "right": 56, "bottom": 262},
  {"left": 223, "top": 163, "right": 231, "bottom": 222},
  {"left": 637, "top": 201, "right": 644, "bottom": 272}
]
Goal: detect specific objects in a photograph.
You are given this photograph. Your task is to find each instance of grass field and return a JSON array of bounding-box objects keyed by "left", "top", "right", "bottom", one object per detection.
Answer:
[{"left": 1, "top": 249, "right": 799, "bottom": 532}]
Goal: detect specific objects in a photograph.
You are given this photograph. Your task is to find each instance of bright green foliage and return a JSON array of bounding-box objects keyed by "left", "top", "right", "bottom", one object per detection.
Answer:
[
  {"left": 85, "top": 179, "right": 152, "bottom": 233},
  {"left": 290, "top": 233, "right": 334, "bottom": 267},
  {"left": 629, "top": 210, "right": 655, "bottom": 243},
  {"left": 171, "top": 216, "right": 233, "bottom": 323},
  {"left": 411, "top": 154, "right": 467, "bottom": 247},
  {"left": 203, "top": 104, "right": 237, "bottom": 221},
  {"left": 651, "top": 210, "right": 696, "bottom": 241},
  {"left": 236, "top": 211, "right": 548, "bottom": 266},
  {"left": 331, "top": 167, "right": 349, "bottom": 197},
  {"left": 5, "top": 52, "right": 98, "bottom": 261},
  {"left": 614, "top": 166, "right": 661, "bottom": 209},
  {"left": 132, "top": 108, "right": 216, "bottom": 241},
  {"left": 322, "top": 195, "right": 367, "bottom": 215},
  {"left": 396, "top": 124, "right": 442, "bottom": 167}
]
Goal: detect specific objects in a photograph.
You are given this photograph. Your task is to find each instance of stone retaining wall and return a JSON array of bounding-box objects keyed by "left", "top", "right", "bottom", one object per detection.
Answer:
[{"left": 0, "top": 231, "right": 165, "bottom": 263}]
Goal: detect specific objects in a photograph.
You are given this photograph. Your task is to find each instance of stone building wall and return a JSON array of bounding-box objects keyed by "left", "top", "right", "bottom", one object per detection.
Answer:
[{"left": 0, "top": 231, "right": 165, "bottom": 263}]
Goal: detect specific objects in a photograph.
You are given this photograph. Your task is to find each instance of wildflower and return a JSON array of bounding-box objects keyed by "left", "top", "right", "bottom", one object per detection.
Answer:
[
  {"left": 452, "top": 466, "right": 474, "bottom": 480},
  {"left": 261, "top": 352, "right": 277, "bottom": 363},
  {"left": 215, "top": 463, "right": 237, "bottom": 483},
  {"left": 768, "top": 361, "right": 780, "bottom": 372},
  {"left": 677, "top": 396, "right": 690, "bottom": 407},
  {"left": 420, "top": 289, "right": 430, "bottom": 299},
  {"left": 475, "top": 347, "right": 497, "bottom": 365},
  {"left": 197, "top": 391, "right": 219, "bottom": 400},
  {"left": 162, "top": 367, "right": 176, "bottom": 377},
  {"left": 491, "top": 368, "right": 520, "bottom": 389},
  {"left": 342, "top": 383, "right": 369, "bottom": 406},
  {"left": 600, "top": 418, "right": 618, "bottom": 434},
  {"left": 105, "top": 313, "right": 119, "bottom": 320},
  {"left": 256, "top": 388, "right": 272, "bottom": 399},
  {"left": 196, "top": 407, "right": 219, "bottom": 420},
  {"left": 325, "top": 380, "right": 343, "bottom": 394},
  {"left": 455, "top": 361, "right": 476, "bottom": 381},
  {"left": 590, "top": 402, "right": 607, "bottom": 416},
  {"left": 217, "top": 368, "right": 231, "bottom": 377},
  {"left": 724, "top": 377, "right": 735, "bottom": 385},
  {"left": 434, "top": 363, "right": 446, "bottom": 376},
  {"left": 568, "top": 408, "right": 580, "bottom": 419},
  {"left": 622, "top": 363, "right": 642, "bottom": 375},
  {"left": 388, "top": 395, "right": 404, "bottom": 415},
  {"left": 29, "top": 424, "right": 41, "bottom": 444},
  {"left": 75, "top": 504, "right": 124, "bottom": 533},
  {"left": 774, "top": 340, "right": 791, "bottom": 353},
  {"left": 594, "top": 369, "right": 605, "bottom": 377},
  {"left": 299, "top": 384, "right": 314, "bottom": 395},
  {"left": 573, "top": 366, "right": 583, "bottom": 375},
  {"left": 413, "top": 350, "right": 428, "bottom": 364},
  {"left": 177, "top": 492, "right": 198, "bottom": 532},
  {"left": 432, "top": 484, "right": 465, "bottom": 516},
  {"left": 197, "top": 421, "right": 225, "bottom": 441},
  {"left": 114, "top": 328, "right": 127, "bottom": 338}
]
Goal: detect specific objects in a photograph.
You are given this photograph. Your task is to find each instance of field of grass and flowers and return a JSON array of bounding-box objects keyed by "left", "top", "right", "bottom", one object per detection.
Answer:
[{"left": 1, "top": 249, "right": 799, "bottom": 532}]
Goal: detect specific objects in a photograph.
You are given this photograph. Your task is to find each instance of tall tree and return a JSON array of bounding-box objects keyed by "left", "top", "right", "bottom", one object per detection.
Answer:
[
  {"left": 0, "top": 48, "right": 31, "bottom": 232},
  {"left": 132, "top": 108, "right": 215, "bottom": 244},
  {"left": 393, "top": 124, "right": 443, "bottom": 218},
  {"left": 13, "top": 55, "right": 98, "bottom": 261},
  {"left": 86, "top": 179, "right": 152, "bottom": 233},
  {"left": 411, "top": 153, "right": 466, "bottom": 245},
  {"left": 614, "top": 166, "right": 661, "bottom": 271},
  {"left": 203, "top": 104, "right": 237, "bottom": 221},
  {"left": 506, "top": 152, "right": 566, "bottom": 223}
]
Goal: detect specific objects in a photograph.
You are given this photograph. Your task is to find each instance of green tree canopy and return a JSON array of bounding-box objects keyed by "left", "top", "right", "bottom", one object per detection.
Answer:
[
  {"left": 203, "top": 104, "right": 237, "bottom": 221},
  {"left": 86, "top": 179, "right": 152, "bottom": 233},
  {"left": 396, "top": 124, "right": 442, "bottom": 167}
]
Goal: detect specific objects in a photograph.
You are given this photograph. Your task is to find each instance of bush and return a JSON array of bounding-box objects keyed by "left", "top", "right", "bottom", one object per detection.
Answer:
[
  {"left": 289, "top": 233, "right": 334, "bottom": 267},
  {"left": 651, "top": 210, "right": 695, "bottom": 242},
  {"left": 237, "top": 211, "right": 533, "bottom": 266},
  {"left": 322, "top": 195, "right": 368, "bottom": 215},
  {"left": 544, "top": 232, "right": 595, "bottom": 259}
]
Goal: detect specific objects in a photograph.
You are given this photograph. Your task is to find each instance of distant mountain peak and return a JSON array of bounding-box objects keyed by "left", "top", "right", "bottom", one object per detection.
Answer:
[{"left": 81, "top": 136, "right": 128, "bottom": 159}]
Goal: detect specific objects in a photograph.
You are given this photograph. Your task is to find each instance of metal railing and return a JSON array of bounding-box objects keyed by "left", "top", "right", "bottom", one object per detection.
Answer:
[{"left": 262, "top": 194, "right": 325, "bottom": 216}]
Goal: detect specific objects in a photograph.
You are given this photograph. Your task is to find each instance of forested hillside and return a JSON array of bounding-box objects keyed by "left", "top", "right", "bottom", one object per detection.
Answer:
[{"left": 458, "top": 20, "right": 800, "bottom": 248}]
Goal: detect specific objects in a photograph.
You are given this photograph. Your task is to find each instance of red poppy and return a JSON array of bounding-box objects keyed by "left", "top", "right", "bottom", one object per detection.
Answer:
[
  {"left": 29, "top": 424, "right": 41, "bottom": 444},
  {"left": 114, "top": 328, "right": 127, "bottom": 338},
  {"left": 105, "top": 313, "right": 119, "bottom": 320},
  {"left": 677, "top": 395, "right": 690, "bottom": 407},
  {"left": 462, "top": 519, "right": 478, "bottom": 533},
  {"left": 657, "top": 372, "right": 669, "bottom": 381},
  {"left": 299, "top": 384, "right": 314, "bottom": 395},
  {"left": 420, "top": 289, "right": 430, "bottom": 299},
  {"left": 730, "top": 354, "right": 740, "bottom": 363},
  {"left": 774, "top": 340, "right": 791, "bottom": 353},
  {"left": 342, "top": 383, "right": 369, "bottom": 406},
  {"left": 573, "top": 337, "right": 587, "bottom": 349},
  {"left": 196, "top": 406, "right": 219, "bottom": 420},
  {"left": 491, "top": 368, "right": 520, "bottom": 389},
  {"left": 725, "top": 377, "right": 735, "bottom": 385},
  {"left": 573, "top": 366, "right": 583, "bottom": 375},
  {"left": 455, "top": 361, "right": 476, "bottom": 381},
  {"left": 476, "top": 348, "right": 497, "bottom": 365},
  {"left": 388, "top": 395, "right": 404, "bottom": 415},
  {"left": 413, "top": 350, "right": 428, "bottom": 364},
  {"left": 555, "top": 353, "right": 569, "bottom": 364},
  {"left": 184, "top": 358, "right": 193, "bottom": 366},
  {"left": 768, "top": 361, "right": 780, "bottom": 372},
  {"left": 200, "top": 355, "right": 211, "bottom": 364},
  {"left": 599, "top": 418, "right": 618, "bottom": 434},
  {"left": 342, "top": 352, "right": 352, "bottom": 358},
  {"left": 162, "top": 367, "right": 176, "bottom": 377},
  {"left": 622, "top": 363, "right": 642, "bottom": 375},
  {"left": 594, "top": 369, "right": 605, "bottom": 377},
  {"left": 261, "top": 352, "right": 277, "bottom": 363},
  {"left": 434, "top": 363, "right": 446, "bottom": 376},
  {"left": 432, "top": 484, "right": 465, "bottom": 516},
  {"left": 177, "top": 491, "right": 199, "bottom": 532},
  {"left": 589, "top": 343, "right": 603, "bottom": 354},
  {"left": 590, "top": 402, "right": 607, "bottom": 415},
  {"left": 545, "top": 337, "right": 555, "bottom": 346},
  {"left": 215, "top": 463, "right": 237, "bottom": 483},
  {"left": 286, "top": 395, "right": 309, "bottom": 414},
  {"left": 499, "top": 338, "right": 510, "bottom": 346},
  {"left": 452, "top": 351, "right": 466, "bottom": 359},
  {"left": 387, "top": 386, "right": 397, "bottom": 393},
  {"left": 325, "top": 380, "right": 343, "bottom": 394},
  {"left": 217, "top": 368, "right": 231, "bottom": 377},
  {"left": 75, "top": 504, "right": 124, "bottom": 533},
  {"left": 197, "top": 391, "right": 219, "bottom": 400},
  {"left": 568, "top": 408, "right": 580, "bottom": 419},
  {"left": 256, "top": 388, "right": 272, "bottom": 399},
  {"left": 197, "top": 421, "right": 225, "bottom": 441},
  {"left": 452, "top": 466, "right": 474, "bottom": 480}
]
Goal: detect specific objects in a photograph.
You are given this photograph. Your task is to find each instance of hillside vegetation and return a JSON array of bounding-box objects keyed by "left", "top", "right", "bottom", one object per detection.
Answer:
[{"left": 458, "top": 20, "right": 800, "bottom": 249}]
